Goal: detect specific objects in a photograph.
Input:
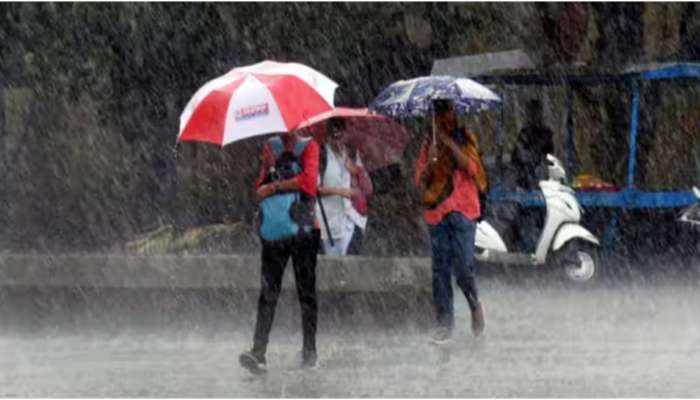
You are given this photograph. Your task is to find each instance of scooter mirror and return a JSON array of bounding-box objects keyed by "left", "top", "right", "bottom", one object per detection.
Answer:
[
  {"left": 680, "top": 204, "right": 700, "bottom": 226},
  {"left": 546, "top": 154, "right": 566, "bottom": 182}
]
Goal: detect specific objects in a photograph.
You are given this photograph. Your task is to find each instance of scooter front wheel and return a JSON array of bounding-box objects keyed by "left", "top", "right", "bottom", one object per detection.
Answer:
[{"left": 554, "top": 241, "right": 599, "bottom": 283}]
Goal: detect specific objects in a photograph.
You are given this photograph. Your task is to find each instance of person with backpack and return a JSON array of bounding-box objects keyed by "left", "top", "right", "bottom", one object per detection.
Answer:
[
  {"left": 415, "top": 98, "right": 487, "bottom": 345},
  {"left": 239, "top": 129, "right": 321, "bottom": 374},
  {"left": 316, "top": 118, "right": 365, "bottom": 256}
]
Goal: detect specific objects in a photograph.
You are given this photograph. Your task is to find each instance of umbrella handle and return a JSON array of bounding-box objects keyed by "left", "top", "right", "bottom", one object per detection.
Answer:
[
  {"left": 432, "top": 115, "right": 438, "bottom": 162},
  {"left": 316, "top": 196, "right": 335, "bottom": 247}
]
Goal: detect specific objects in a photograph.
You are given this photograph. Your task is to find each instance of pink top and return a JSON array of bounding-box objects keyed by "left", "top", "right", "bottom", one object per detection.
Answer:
[
  {"left": 414, "top": 142, "right": 481, "bottom": 225},
  {"left": 350, "top": 164, "right": 373, "bottom": 215}
]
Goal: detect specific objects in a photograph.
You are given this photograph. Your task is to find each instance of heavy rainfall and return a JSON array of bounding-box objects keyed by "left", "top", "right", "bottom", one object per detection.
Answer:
[{"left": 0, "top": 2, "right": 699, "bottom": 398}]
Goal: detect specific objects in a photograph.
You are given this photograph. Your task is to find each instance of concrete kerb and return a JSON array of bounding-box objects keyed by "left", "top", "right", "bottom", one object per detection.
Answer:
[
  {"left": 0, "top": 254, "right": 437, "bottom": 331},
  {"left": 0, "top": 254, "right": 433, "bottom": 292}
]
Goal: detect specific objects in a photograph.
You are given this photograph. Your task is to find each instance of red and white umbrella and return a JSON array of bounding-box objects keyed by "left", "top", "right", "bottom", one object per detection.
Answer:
[
  {"left": 297, "top": 107, "right": 411, "bottom": 172},
  {"left": 178, "top": 60, "right": 338, "bottom": 146}
]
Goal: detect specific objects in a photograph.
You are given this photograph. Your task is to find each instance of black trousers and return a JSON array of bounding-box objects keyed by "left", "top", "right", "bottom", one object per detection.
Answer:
[
  {"left": 252, "top": 230, "right": 320, "bottom": 360},
  {"left": 346, "top": 225, "right": 364, "bottom": 255}
]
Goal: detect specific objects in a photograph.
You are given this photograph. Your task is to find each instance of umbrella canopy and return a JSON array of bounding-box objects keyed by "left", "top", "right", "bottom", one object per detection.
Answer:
[
  {"left": 178, "top": 60, "right": 338, "bottom": 146},
  {"left": 369, "top": 75, "right": 500, "bottom": 118},
  {"left": 297, "top": 107, "right": 411, "bottom": 172}
]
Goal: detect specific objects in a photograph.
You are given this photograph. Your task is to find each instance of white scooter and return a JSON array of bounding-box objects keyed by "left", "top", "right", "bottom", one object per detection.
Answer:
[
  {"left": 679, "top": 186, "right": 700, "bottom": 227},
  {"left": 475, "top": 154, "right": 601, "bottom": 283},
  {"left": 679, "top": 187, "right": 700, "bottom": 262}
]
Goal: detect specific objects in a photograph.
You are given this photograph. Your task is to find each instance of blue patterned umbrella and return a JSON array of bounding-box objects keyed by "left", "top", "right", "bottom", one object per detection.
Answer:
[{"left": 369, "top": 75, "right": 500, "bottom": 118}]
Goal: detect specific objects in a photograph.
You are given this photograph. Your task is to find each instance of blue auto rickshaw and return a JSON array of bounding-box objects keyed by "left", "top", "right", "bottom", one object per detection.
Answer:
[{"left": 469, "top": 63, "right": 700, "bottom": 258}]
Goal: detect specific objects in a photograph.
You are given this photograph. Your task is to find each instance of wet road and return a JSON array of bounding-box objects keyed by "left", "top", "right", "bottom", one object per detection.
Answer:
[{"left": 0, "top": 278, "right": 699, "bottom": 397}]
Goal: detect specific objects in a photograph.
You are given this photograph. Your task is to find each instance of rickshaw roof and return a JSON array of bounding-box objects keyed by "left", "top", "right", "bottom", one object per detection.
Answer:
[
  {"left": 470, "top": 61, "right": 700, "bottom": 210},
  {"left": 471, "top": 62, "right": 700, "bottom": 86}
]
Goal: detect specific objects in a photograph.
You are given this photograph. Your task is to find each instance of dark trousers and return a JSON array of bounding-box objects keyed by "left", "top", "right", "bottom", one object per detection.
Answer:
[
  {"left": 428, "top": 212, "right": 479, "bottom": 330},
  {"left": 252, "top": 230, "right": 320, "bottom": 360},
  {"left": 346, "top": 225, "right": 364, "bottom": 255}
]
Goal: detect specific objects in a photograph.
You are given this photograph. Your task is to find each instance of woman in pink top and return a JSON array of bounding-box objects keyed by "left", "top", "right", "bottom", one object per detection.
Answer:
[{"left": 415, "top": 99, "right": 485, "bottom": 345}]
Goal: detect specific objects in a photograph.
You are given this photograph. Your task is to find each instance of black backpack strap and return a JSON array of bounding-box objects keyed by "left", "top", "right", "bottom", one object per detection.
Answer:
[
  {"left": 268, "top": 136, "right": 284, "bottom": 157},
  {"left": 293, "top": 137, "right": 311, "bottom": 157},
  {"left": 318, "top": 143, "right": 328, "bottom": 185}
]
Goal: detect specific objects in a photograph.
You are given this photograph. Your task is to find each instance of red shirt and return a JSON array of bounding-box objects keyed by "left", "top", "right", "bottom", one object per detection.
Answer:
[
  {"left": 414, "top": 142, "right": 481, "bottom": 225},
  {"left": 255, "top": 137, "right": 320, "bottom": 197}
]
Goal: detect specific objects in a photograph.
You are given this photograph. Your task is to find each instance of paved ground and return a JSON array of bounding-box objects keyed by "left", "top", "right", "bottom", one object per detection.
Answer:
[{"left": 0, "top": 274, "right": 699, "bottom": 397}]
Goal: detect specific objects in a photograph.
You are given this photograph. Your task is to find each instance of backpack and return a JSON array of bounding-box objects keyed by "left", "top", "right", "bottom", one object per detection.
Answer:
[
  {"left": 464, "top": 129, "right": 489, "bottom": 195},
  {"left": 258, "top": 137, "right": 315, "bottom": 242}
]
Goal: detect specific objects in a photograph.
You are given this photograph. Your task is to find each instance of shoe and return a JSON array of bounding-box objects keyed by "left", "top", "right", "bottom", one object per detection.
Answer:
[
  {"left": 471, "top": 302, "right": 485, "bottom": 337},
  {"left": 429, "top": 327, "right": 452, "bottom": 345},
  {"left": 239, "top": 351, "right": 267, "bottom": 375},
  {"left": 300, "top": 353, "right": 319, "bottom": 370}
]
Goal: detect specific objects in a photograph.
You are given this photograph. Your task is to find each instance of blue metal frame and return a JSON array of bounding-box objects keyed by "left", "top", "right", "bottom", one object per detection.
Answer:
[
  {"left": 626, "top": 80, "right": 640, "bottom": 189},
  {"left": 496, "top": 91, "right": 505, "bottom": 152},
  {"left": 489, "top": 189, "right": 697, "bottom": 209},
  {"left": 565, "top": 86, "right": 576, "bottom": 176},
  {"left": 637, "top": 63, "right": 700, "bottom": 80},
  {"left": 482, "top": 63, "right": 700, "bottom": 210}
]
